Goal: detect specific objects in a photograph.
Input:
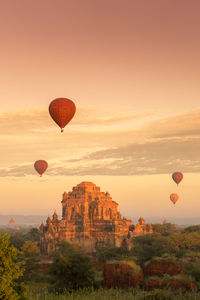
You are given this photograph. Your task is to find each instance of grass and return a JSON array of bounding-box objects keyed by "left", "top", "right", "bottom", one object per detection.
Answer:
[{"left": 27, "top": 287, "right": 200, "bottom": 300}]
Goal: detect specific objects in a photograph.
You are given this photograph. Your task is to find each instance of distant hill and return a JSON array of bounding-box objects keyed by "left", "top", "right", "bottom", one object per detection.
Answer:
[
  {"left": 0, "top": 215, "right": 199, "bottom": 227},
  {"left": 127, "top": 216, "right": 200, "bottom": 226},
  {"left": 0, "top": 215, "right": 48, "bottom": 226}
]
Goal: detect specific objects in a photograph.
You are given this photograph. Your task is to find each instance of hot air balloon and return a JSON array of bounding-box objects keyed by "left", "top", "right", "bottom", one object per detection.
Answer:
[
  {"left": 49, "top": 98, "right": 76, "bottom": 133},
  {"left": 34, "top": 160, "right": 48, "bottom": 177},
  {"left": 172, "top": 172, "right": 183, "bottom": 186},
  {"left": 170, "top": 193, "right": 179, "bottom": 205}
]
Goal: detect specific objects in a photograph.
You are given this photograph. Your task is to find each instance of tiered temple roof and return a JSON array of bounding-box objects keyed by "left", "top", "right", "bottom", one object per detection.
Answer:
[{"left": 40, "top": 182, "right": 153, "bottom": 255}]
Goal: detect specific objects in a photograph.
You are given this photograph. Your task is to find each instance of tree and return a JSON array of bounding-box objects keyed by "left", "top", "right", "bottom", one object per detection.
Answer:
[
  {"left": 131, "top": 231, "right": 200, "bottom": 266},
  {"left": 0, "top": 233, "right": 27, "bottom": 300},
  {"left": 9, "top": 228, "right": 40, "bottom": 251},
  {"left": 168, "top": 232, "right": 200, "bottom": 256},
  {"left": 9, "top": 231, "right": 26, "bottom": 250},
  {"left": 24, "top": 228, "right": 40, "bottom": 242},
  {"left": 183, "top": 225, "right": 200, "bottom": 234},
  {"left": 49, "top": 252, "right": 97, "bottom": 292},
  {"left": 152, "top": 223, "right": 177, "bottom": 236},
  {"left": 130, "top": 234, "right": 172, "bottom": 266},
  {"left": 21, "top": 241, "right": 40, "bottom": 257},
  {"left": 51, "top": 240, "right": 80, "bottom": 257},
  {"left": 96, "top": 246, "right": 129, "bottom": 263},
  {"left": 21, "top": 240, "right": 40, "bottom": 282}
]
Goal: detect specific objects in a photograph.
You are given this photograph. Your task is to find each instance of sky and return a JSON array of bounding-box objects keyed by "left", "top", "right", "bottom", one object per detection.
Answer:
[{"left": 0, "top": 0, "right": 200, "bottom": 221}]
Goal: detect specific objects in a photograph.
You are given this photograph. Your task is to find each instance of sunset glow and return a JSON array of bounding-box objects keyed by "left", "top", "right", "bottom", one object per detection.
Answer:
[{"left": 1, "top": 0, "right": 200, "bottom": 220}]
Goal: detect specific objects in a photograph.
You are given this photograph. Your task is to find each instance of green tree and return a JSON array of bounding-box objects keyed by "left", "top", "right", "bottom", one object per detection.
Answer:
[
  {"left": 9, "top": 232, "right": 26, "bottom": 250},
  {"left": 52, "top": 240, "right": 80, "bottom": 257},
  {"left": 131, "top": 234, "right": 170, "bottom": 266},
  {"left": 0, "top": 233, "right": 27, "bottom": 300},
  {"left": 152, "top": 223, "right": 177, "bottom": 235},
  {"left": 131, "top": 231, "right": 200, "bottom": 266},
  {"left": 168, "top": 232, "right": 200, "bottom": 256},
  {"left": 24, "top": 228, "right": 40, "bottom": 242},
  {"left": 184, "top": 225, "right": 200, "bottom": 234},
  {"left": 9, "top": 228, "right": 40, "bottom": 251},
  {"left": 96, "top": 246, "right": 129, "bottom": 263},
  {"left": 21, "top": 240, "right": 41, "bottom": 282},
  {"left": 21, "top": 241, "right": 40, "bottom": 257},
  {"left": 49, "top": 252, "right": 97, "bottom": 292}
]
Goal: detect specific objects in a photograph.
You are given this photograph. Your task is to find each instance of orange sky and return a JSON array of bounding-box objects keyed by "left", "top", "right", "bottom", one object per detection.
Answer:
[{"left": 0, "top": 1, "right": 200, "bottom": 219}]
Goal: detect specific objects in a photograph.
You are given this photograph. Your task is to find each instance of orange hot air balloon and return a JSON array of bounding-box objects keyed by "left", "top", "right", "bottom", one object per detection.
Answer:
[
  {"left": 170, "top": 193, "right": 179, "bottom": 205},
  {"left": 172, "top": 172, "right": 183, "bottom": 185},
  {"left": 49, "top": 98, "right": 76, "bottom": 133},
  {"left": 34, "top": 160, "right": 48, "bottom": 177}
]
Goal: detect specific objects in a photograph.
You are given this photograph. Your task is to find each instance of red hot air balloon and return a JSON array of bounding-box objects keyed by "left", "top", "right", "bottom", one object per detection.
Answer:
[
  {"left": 170, "top": 193, "right": 179, "bottom": 205},
  {"left": 34, "top": 160, "right": 48, "bottom": 177},
  {"left": 49, "top": 98, "right": 76, "bottom": 133},
  {"left": 172, "top": 172, "right": 183, "bottom": 186}
]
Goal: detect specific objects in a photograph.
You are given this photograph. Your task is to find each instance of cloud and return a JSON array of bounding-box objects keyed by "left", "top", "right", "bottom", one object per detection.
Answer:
[
  {"left": 1, "top": 136, "right": 200, "bottom": 177},
  {"left": 73, "top": 108, "right": 161, "bottom": 125},
  {"left": 57, "top": 137, "right": 200, "bottom": 175},
  {"left": 0, "top": 109, "right": 51, "bottom": 134},
  {"left": 148, "top": 110, "right": 200, "bottom": 139},
  {"left": 1, "top": 107, "right": 200, "bottom": 177},
  {"left": 0, "top": 106, "right": 160, "bottom": 135}
]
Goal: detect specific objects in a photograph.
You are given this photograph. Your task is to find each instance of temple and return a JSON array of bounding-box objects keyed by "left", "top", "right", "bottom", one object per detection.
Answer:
[
  {"left": 8, "top": 217, "right": 20, "bottom": 230},
  {"left": 40, "top": 182, "right": 152, "bottom": 255}
]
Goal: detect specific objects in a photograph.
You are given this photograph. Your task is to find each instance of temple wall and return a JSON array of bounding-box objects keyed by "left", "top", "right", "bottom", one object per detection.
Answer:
[{"left": 40, "top": 182, "right": 152, "bottom": 255}]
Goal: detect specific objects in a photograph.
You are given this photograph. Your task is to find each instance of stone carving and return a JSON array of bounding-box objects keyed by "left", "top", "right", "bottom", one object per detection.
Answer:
[{"left": 40, "top": 182, "right": 153, "bottom": 255}]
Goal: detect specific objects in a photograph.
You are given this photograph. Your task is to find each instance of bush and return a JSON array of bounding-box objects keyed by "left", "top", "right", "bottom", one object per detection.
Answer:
[
  {"left": 130, "top": 234, "right": 170, "bottom": 266},
  {"left": 49, "top": 252, "right": 97, "bottom": 292},
  {"left": 21, "top": 241, "right": 40, "bottom": 257},
  {"left": 152, "top": 223, "right": 177, "bottom": 235},
  {"left": 51, "top": 240, "right": 81, "bottom": 258},
  {"left": 0, "top": 233, "right": 27, "bottom": 299},
  {"left": 184, "top": 225, "right": 200, "bottom": 234},
  {"left": 96, "top": 246, "right": 129, "bottom": 263},
  {"left": 143, "top": 289, "right": 175, "bottom": 300}
]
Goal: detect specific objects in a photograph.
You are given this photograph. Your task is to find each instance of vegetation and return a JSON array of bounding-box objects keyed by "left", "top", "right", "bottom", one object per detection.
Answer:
[
  {"left": 0, "top": 233, "right": 27, "bottom": 300},
  {"left": 96, "top": 245, "right": 129, "bottom": 263},
  {"left": 21, "top": 241, "right": 41, "bottom": 283},
  {"left": 21, "top": 241, "right": 40, "bottom": 257},
  {"left": 2, "top": 224, "right": 200, "bottom": 299},
  {"left": 0, "top": 227, "right": 40, "bottom": 250},
  {"left": 183, "top": 225, "right": 200, "bottom": 234},
  {"left": 49, "top": 247, "right": 97, "bottom": 292},
  {"left": 106, "top": 259, "right": 142, "bottom": 273},
  {"left": 152, "top": 223, "right": 177, "bottom": 235},
  {"left": 27, "top": 288, "right": 200, "bottom": 300},
  {"left": 130, "top": 231, "right": 200, "bottom": 265}
]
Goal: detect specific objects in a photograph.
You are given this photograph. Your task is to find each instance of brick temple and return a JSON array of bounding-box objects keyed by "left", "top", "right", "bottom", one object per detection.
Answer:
[{"left": 40, "top": 182, "right": 152, "bottom": 255}]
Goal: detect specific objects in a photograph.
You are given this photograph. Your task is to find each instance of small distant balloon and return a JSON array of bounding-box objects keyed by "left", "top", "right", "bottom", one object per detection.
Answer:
[
  {"left": 49, "top": 98, "right": 76, "bottom": 133},
  {"left": 170, "top": 193, "right": 179, "bottom": 205},
  {"left": 34, "top": 160, "right": 48, "bottom": 177},
  {"left": 172, "top": 172, "right": 183, "bottom": 186}
]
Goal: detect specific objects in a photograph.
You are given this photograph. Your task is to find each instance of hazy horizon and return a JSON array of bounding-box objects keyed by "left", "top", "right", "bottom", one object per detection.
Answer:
[{"left": 0, "top": 213, "right": 200, "bottom": 226}]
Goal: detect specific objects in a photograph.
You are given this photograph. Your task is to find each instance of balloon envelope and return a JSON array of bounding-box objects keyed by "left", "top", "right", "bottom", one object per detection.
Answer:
[
  {"left": 172, "top": 172, "right": 183, "bottom": 185},
  {"left": 34, "top": 160, "right": 48, "bottom": 176},
  {"left": 49, "top": 98, "right": 76, "bottom": 132},
  {"left": 170, "top": 193, "right": 179, "bottom": 205}
]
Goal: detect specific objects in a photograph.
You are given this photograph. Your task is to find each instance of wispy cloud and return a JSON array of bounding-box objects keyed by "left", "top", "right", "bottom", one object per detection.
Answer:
[
  {"left": 1, "top": 107, "right": 200, "bottom": 177},
  {"left": 1, "top": 136, "right": 200, "bottom": 177},
  {"left": 147, "top": 110, "right": 200, "bottom": 139},
  {"left": 0, "top": 106, "right": 161, "bottom": 135}
]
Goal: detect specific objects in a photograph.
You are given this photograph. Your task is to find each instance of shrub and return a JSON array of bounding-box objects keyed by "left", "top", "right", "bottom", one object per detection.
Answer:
[
  {"left": 49, "top": 252, "right": 97, "bottom": 292},
  {"left": 0, "top": 233, "right": 27, "bottom": 299}
]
